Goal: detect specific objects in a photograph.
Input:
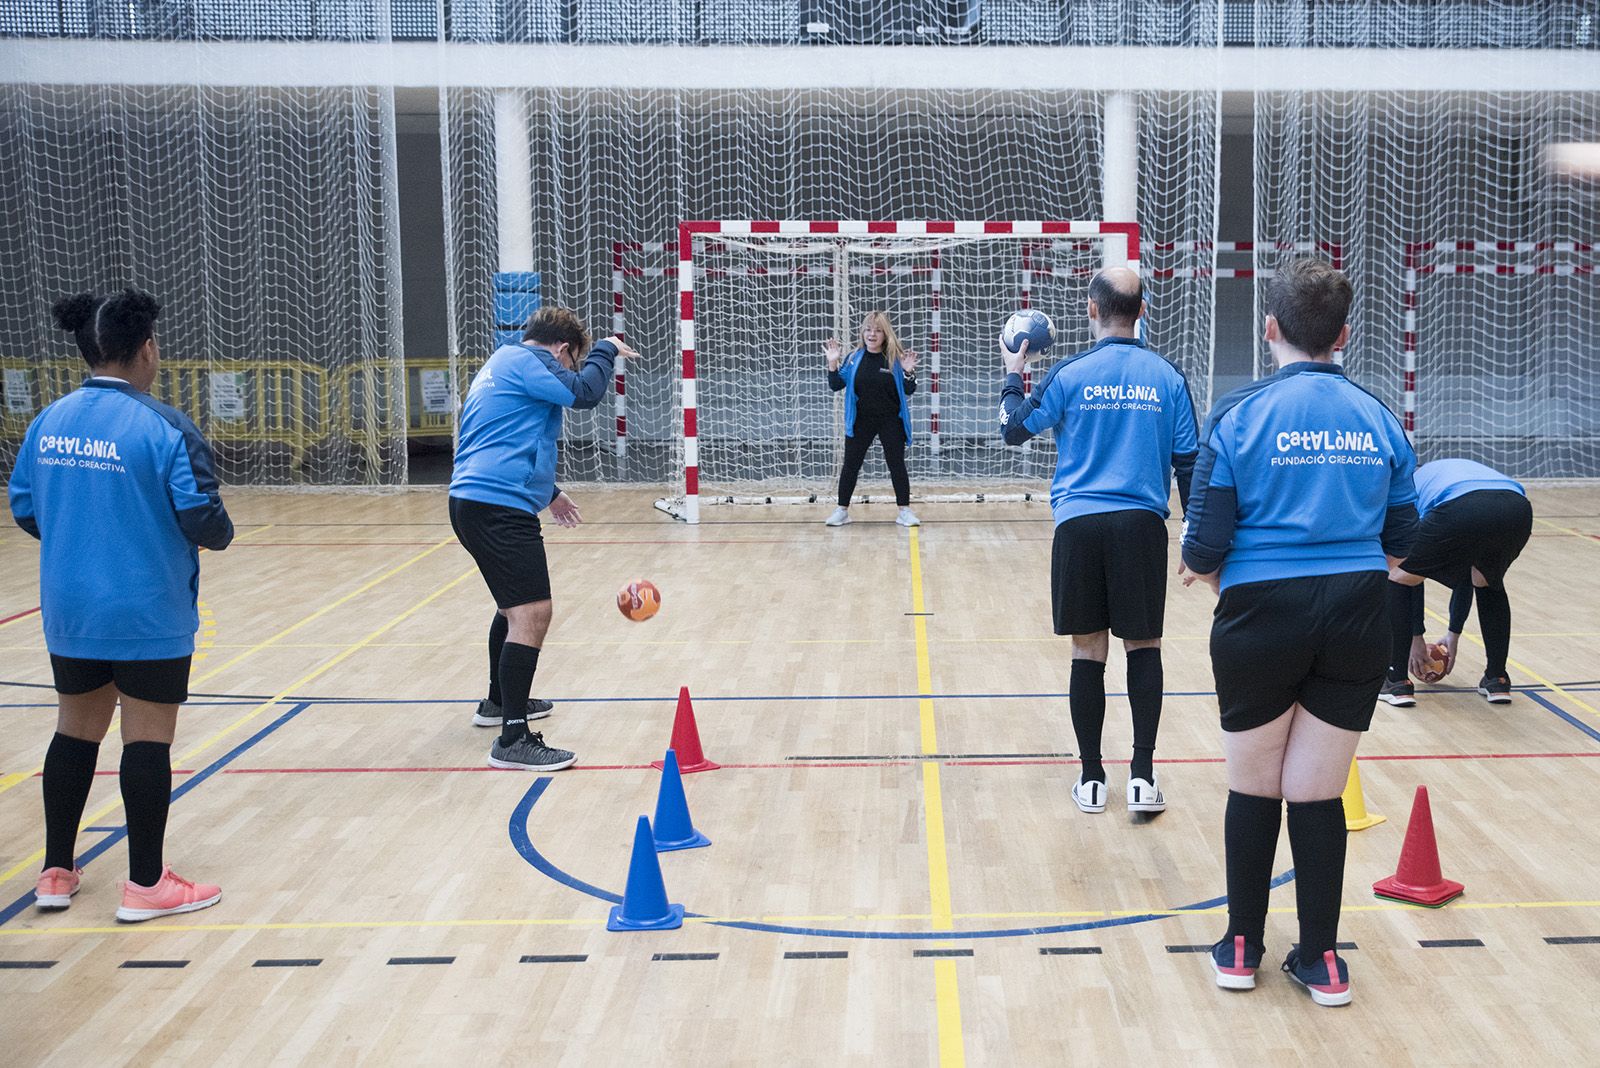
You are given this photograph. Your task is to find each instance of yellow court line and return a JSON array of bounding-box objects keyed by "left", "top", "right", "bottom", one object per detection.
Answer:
[
  {"left": 11, "top": 897, "right": 1600, "bottom": 938},
  {"left": 0, "top": 538, "right": 456, "bottom": 804},
  {"left": 1424, "top": 607, "right": 1600, "bottom": 720},
  {"left": 0, "top": 564, "right": 478, "bottom": 889},
  {"left": 1533, "top": 515, "right": 1600, "bottom": 545},
  {"left": 908, "top": 526, "right": 965, "bottom": 1068}
]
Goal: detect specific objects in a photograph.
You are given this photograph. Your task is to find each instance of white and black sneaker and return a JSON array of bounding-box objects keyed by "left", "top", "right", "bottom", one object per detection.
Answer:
[
  {"left": 1071, "top": 777, "right": 1107, "bottom": 814},
  {"left": 1127, "top": 776, "right": 1167, "bottom": 814},
  {"left": 1478, "top": 674, "right": 1513, "bottom": 704},
  {"left": 473, "top": 697, "right": 553, "bottom": 727},
  {"left": 1378, "top": 678, "right": 1416, "bottom": 707},
  {"left": 488, "top": 731, "right": 577, "bottom": 771}
]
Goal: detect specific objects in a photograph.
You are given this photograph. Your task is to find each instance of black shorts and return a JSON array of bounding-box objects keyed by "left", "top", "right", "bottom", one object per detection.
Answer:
[
  {"left": 1400, "top": 490, "right": 1532, "bottom": 590},
  {"left": 1210, "top": 570, "right": 1388, "bottom": 734},
  {"left": 50, "top": 655, "right": 192, "bottom": 705},
  {"left": 1050, "top": 508, "right": 1169, "bottom": 640},
  {"left": 450, "top": 496, "right": 552, "bottom": 609}
]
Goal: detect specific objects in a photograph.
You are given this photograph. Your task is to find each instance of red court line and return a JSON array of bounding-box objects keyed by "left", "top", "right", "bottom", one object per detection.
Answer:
[{"left": 0, "top": 607, "right": 41, "bottom": 626}]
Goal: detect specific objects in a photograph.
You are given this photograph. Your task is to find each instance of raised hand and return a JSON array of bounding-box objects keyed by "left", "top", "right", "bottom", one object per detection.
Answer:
[
  {"left": 602, "top": 336, "right": 639, "bottom": 362},
  {"left": 1001, "top": 333, "right": 1028, "bottom": 376},
  {"left": 900, "top": 349, "right": 918, "bottom": 374},
  {"left": 824, "top": 337, "right": 843, "bottom": 371}
]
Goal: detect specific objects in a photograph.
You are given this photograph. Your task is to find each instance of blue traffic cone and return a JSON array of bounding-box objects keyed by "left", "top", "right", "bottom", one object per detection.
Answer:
[
  {"left": 607, "top": 816, "right": 686, "bottom": 931},
  {"left": 654, "top": 749, "right": 711, "bottom": 852}
]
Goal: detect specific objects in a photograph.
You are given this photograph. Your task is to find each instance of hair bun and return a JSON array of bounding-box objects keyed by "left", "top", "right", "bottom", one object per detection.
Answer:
[{"left": 51, "top": 292, "right": 99, "bottom": 333}]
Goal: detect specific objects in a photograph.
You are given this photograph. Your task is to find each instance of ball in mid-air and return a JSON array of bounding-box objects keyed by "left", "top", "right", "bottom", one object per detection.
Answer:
[
  {"left": 1002, "top": 309, "right": 1056, "bottom": 359},
  {"left": 617, "top": 579, "right": 661, "bottom": 622}
]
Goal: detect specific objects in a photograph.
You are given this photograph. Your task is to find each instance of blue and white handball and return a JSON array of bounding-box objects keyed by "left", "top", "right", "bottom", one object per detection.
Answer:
[{"left": 1002, "top": 309, "right": 1056, "bottom": 358}]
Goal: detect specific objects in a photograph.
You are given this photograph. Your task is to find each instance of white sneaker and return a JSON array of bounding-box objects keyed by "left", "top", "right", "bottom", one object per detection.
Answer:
[
  {"left": 896, "top": 507, "right": 921, "bottom": 527},
  {"left": 1127, "top": 776, "right": 1167, "bottom": 813},
  {"left": 824, "top": 507, "right": 851, "bottom": 527},
  {"left": 1071, "top": 777, "right": 1106, "bottom": 813}
]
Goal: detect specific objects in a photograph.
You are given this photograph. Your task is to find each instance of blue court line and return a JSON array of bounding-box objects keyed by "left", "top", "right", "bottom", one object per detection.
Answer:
[
  {"left": 1524, "top": 691, "right": 1600, "bottom": 747},
  {"left": 509, "top": 777, "right": 1294, "bottom": 941},
  {"left": 0, "top": 701, "right": 312, "bottom": 928}
]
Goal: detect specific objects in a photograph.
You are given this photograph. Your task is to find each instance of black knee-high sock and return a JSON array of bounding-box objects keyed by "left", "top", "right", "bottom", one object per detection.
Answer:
[
  {"left": 1476, "top": 586, "right": 1512, "bottom": 678},
  {"left": 1069, "top": 659, "right": 1107, "bottom": 783},
  {"left": 42, "top": 733, "right": 100, "bottom": 872},
  {"left": 1224, "top": 790, "right": 1282, "bottom": 948},
  {"left": 120, "top": 741, "right": 172, "bottom": 888},
  {"left": 1286, "top": 797, "right": 1347, "bottom": 959},
  {"left": 487, "top": 612, "right": 508, "bottom": 704},
  {"left": 1387, "top": 582, "right": 1420, "bottom": 681},
  {"left": 1126, "top": 648, "right": 1162, "bottom": 782},
  {"left": 498, "top": 642, "right": 540, "bottom": 745}
]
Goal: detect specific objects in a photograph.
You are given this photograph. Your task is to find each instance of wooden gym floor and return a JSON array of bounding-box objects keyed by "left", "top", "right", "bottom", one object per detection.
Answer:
[{"left": 2, "top": 486, "right": 1599, "bottom": 1065}]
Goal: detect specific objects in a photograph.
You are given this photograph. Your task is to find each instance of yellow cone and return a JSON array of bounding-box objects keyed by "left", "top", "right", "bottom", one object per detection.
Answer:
[{"left": 1343, "top": 758, "right": 1385, "bottom": 831}]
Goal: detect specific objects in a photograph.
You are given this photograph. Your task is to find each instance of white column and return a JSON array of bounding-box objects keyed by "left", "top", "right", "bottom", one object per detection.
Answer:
[
  {"left": 1101, "top": 92, "right": 1138, "bottom": 270},
  {"left": 493, "top": 90, "right": 533, "bottom": 273}
]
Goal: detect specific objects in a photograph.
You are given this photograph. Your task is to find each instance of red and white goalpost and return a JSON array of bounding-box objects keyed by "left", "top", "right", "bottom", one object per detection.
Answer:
[{"left": 650, "top": 219, "right": 1142, "bottom": 523}]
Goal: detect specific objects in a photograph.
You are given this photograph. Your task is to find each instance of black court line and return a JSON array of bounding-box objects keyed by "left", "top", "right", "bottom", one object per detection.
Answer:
[
  {"left": 0, "top": 960, "right": 56, "bottom": 969},
  {"left": 788, "top": 752, "right": 1073, "bottom": 762},
  {"left": 652, "top": 952, "right": 718, "bottom": 962},
  {"left": 1040, "top": 947, "right": 1102, "bottom": 956},
  {"left": 387, "top": 956, "right": 455, "bottom": 966},
  {"left": 903, "top": 612, "right": 935, "bottom": 617},
  {"left": 1545, "top": 936, "right": 1600, "bottom": 945},
  {"left": 785, "top": 951, "right": 849, "bottom": 960},
  {"left": 1169, "top": 942, "right": 1356, "bottom": 954},
  {"left": 120, "top": 960, "right": 189, "bottom": 969},
  {"left": 252, "top": 959, "right": 323, "bottom": 968},
  {"left": 1419, "top": 939, "right": 1484, "bottom": 948},
  {"left": 521, "top": 954, "right": 588, "bottom": 963},
  {"left": 913, "top": 949, "right": 974, "bottom": 958}
]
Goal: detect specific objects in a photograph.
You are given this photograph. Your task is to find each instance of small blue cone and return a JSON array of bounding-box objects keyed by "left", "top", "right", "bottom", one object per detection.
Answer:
[
  {"left": 607, "top": 816, "right": 685, "bottom": 932},
  {"left": 654, "top": 748, "right": 711, "bottom": 852}
]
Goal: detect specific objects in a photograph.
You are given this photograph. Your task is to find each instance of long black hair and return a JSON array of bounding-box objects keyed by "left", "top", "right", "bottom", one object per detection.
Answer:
[{"left": 51, "top": 291, "right": 103, "bottom": 365}]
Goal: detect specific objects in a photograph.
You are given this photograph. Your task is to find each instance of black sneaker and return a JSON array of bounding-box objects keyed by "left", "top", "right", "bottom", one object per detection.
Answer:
[
  {"left": 1477, "top": 674, "right": 1512, "bottom": 704},
  {"left": 1282, "top": 946, "right": 1351, "bottom": 1006},
  {"left": 472, "top": 697, "right": 554, "bottom": 727},
  {"left": 1378, "top": 678, "right": 1416, "bottom": 707},
  {"left": 487, "top": 731, "right": 576, "bottom": 771},
  {"left": 1211, "top": 934, "right": 1264, "bottom": 990}
]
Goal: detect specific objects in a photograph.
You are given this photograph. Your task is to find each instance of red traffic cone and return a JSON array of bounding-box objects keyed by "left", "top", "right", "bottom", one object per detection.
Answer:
[
  {"left": 650, "top": 687, "right": 719, "bottom": 774},
  {"left": 1373, "top": 786, "right": 1464, "bottom": 907}
]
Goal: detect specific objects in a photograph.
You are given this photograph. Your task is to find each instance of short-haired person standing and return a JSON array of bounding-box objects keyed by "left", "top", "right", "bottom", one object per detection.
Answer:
[
  {"left": 1181, "top": 259, "right": 1418, "bottom": 1006},
  {"left": 823, "top": 311, "right": 920, "bottom": 528},
  {"left": 9, "top": 288, "right": 234, "bottom": 921},
  {"left": 1381, "top": 458, "right": 1533, "bottom": 706},
  {"left": 449, "top": 307, "right": 636, "bottom": 770},
  {"left": 999, "top": 268, "right": 1200, "bottom": 815}
]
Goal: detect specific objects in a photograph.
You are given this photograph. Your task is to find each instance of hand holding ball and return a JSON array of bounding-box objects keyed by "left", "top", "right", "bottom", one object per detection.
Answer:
[
  {"left": 618, "top": 579, "right": 661, "bottom": 622},
  {"left": 1002, "top": 309, "right": 1056, "bottom": 362},
  {"left": 1421, "top": 642, "right": 1449, "bottom": 683}
]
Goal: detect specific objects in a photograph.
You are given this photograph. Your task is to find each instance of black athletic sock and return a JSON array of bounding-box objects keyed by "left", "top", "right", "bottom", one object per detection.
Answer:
[
  {"left": 1387, "top": 582, "right": 1418, "bottom": 682},
  {"left": 1069, "top": 659, "right": 1107, "bottom": 783},
  {"left": 1286, "top": 797, "right": 1347, "bottom": 960},
  {"left": 498, "top": 642, "right": 540, "bottom": 745},
  {"left": 42, "top": 733, "right": 100, "bottom": 872},
  {"left": 1476, "top": 586, "right": 1512, "bottom": 678},
  {"left": 120, "top": 741, "right": 172, "bottom": 888},
  {"left": 1223, "top": 790, "right": 1282, "bottom": 948},
  {"left": 1126, "top": 647, "right": 1162, "bottom": 782},
  {"left": 486, "top": 612, "right": 508, "bottom": 705}
]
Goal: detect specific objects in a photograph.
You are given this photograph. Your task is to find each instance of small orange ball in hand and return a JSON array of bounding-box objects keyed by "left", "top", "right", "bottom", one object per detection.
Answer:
[
  {"left": 617, "top": 579, "right": 661, "bottom": 622},
  {"left": 1422, "top": 642, "right": 1449, "bottom": 682}
]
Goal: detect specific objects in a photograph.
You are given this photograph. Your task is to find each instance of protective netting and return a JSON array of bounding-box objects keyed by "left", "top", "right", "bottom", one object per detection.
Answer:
[
  {"left": 0, "top": 22, "right": 402, "bottom": 486},
  {"left": 441, "top": 88, "right": 1219, "bottom": 493},
  {"left": 1253, "top": 5, "right": 1600, "bottom": 478}
]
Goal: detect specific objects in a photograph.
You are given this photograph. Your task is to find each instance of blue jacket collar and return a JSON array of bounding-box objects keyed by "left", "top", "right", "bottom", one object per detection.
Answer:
[
  {"left": 82, "top": 377, "right": 138, "bottom": 392},
  {"left": 1079, "top": 335, "right": 1144, "bottom": 357},
  {"left": 1274, "top": 360, "right": 1344, "bottom": 378}
]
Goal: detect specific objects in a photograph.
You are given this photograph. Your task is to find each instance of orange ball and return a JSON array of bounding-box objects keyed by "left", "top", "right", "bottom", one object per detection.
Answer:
[
  {"left": 617, "top": 579, "right": 661, "bottom": 622},
  {"left": 1423, "top": 642, "right": 1449, "bottom": 681}
]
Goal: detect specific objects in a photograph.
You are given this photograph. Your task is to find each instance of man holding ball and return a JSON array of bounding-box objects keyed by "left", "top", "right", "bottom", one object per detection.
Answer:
[
  {"left": 998, "top": 268, "right": 1201, "bottom": 815},
  {"left": 1382, "top": 457, "right": 1533, "bottom": 706},
  {"left": 449, "top": 307, "right": 638, "bottom": 770}
]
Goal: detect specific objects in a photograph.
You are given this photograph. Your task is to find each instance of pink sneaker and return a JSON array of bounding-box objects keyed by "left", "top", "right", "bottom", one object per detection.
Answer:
[
  {"left": 35, "top": 867, "right": 83, "bottom": 910},
  {"left": 116, "top": 867, "right": 221, "bottom": 923}
]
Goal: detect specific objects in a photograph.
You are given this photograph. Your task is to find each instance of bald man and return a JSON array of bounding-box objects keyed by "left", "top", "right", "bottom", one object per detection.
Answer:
[{"left": 999, "top": 268, "right": 1200, "bottom": 815}]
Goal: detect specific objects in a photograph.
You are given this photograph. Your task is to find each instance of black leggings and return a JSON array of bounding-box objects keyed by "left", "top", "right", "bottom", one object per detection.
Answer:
[{"left": 837, "top": 418, "right": 910, "bottom": 507}]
